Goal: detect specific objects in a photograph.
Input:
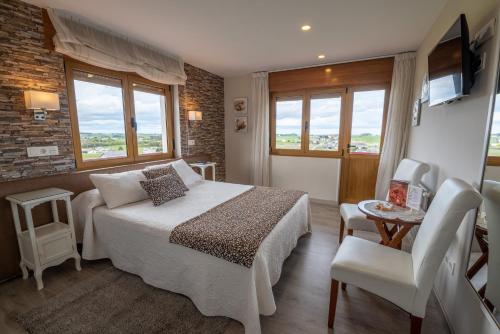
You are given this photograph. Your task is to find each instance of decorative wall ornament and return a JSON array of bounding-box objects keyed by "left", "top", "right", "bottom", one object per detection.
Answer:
[
  {"left": 420, "top": 73, "right": 429, "bottom": 103},
  {"left": 235, "top": 116, "right": 248, "bottom": 133},
  {"left": 412, "top": 98, "right": 422, "bottom": 127},
  {"left": 233, "top": 97, "right": 248, "bottom": 113}
]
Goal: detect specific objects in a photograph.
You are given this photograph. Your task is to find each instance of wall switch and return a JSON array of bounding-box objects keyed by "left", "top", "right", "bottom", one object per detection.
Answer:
[
  {"left": 27, "top": 146, "right": 59, "bottom": 157},
  {"left": 188, "top": 139, "right": 195, "bottom": 146}
]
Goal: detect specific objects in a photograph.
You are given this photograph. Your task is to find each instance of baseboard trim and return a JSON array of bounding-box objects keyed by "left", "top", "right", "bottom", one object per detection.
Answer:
[{"left": 310, "top": 198, "right": 338, "bottom": 206}]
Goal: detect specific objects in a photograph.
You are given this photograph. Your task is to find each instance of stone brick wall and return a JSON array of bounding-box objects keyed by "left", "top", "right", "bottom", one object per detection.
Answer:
[
  {"left": 179, "top": 64, "right": 225, "bottom": 181},
  {"left": 0, "top": 0, "right": 225, "bottom": 182},
  {"left": 0, "top": 0, "right": 74, "bottom": 181}
]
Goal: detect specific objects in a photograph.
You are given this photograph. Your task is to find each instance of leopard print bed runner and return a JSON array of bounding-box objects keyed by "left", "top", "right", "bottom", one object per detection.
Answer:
[{"left": 169, "top": 186, "right": 306, "bottom": 268}]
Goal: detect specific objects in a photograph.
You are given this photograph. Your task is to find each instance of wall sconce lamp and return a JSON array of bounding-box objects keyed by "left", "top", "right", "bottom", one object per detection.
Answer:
[
  {"left": 24, "top": 90, "right": 60, "bottom": 121},
  {"left": 188, "top": 110, "right": 203, "bottom": 121}
]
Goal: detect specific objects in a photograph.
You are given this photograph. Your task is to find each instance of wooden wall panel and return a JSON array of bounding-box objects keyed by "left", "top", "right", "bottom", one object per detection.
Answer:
[{"left": 269, "top": 57, "right": 394, "bottom": 93}]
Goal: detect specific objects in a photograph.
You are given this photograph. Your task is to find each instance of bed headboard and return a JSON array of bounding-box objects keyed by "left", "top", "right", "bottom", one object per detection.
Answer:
[{"left": 0, "top": 155, "right": 209, "bottom": 282}]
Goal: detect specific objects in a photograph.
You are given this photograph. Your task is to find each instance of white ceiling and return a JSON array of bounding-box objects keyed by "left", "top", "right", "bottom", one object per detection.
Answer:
[{"left": 24, "top": 0, "right": 447, "bottom": 78}]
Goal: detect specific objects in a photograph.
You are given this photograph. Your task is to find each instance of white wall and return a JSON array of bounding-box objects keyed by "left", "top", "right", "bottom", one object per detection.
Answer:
[
  {"left": 225, "top": 76, "right": 341, "bottom": 202},
  {"left": 271, "top": 156, "right": 340, "bottom": 202},
  {"left": 225, "top": 74, "right": 253, "bottom": 185},
  {"left": 407, "top": 0, "right": 499, "bottom": 333}
]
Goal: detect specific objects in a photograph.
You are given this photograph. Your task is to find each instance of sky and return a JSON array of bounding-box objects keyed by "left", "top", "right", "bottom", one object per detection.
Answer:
[
  {"left": 492, "top": 93, "right": 500, "bottom": 135},
  {"left": 74, "top": 80, "right": 165, "bottom": 135},
  {"left": 276, "top": 90, "right": 385, "bottom": 136}
]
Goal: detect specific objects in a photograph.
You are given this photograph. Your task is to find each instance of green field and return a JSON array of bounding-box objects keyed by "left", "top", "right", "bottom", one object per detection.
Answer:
[
  {"left": 276, "top": 133, "right": 380, "bottom": 152},
  {"left": 489, "top": 134, "right": 500, "bottom": 156},
  {"left": 80, "top": 133, "right": 163, "bottom": 160}
]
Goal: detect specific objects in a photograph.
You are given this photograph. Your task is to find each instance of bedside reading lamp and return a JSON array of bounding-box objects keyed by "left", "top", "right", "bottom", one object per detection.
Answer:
[
  {"left": 187, "top": 111, "right": 202, "bottom": 156},
  {"left": 24, "top": 90, "right": 60, "bottom": 121}
]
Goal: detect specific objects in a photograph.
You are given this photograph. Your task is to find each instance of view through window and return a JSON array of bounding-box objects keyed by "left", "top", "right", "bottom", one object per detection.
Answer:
[
  {"left": 309, "top": 95, "right": 341, "bottom": 151},
  {"left": 350, "top": 90, "right": 386, "bottom": 154},
  {"left": 275, "top": 97, "right": 303, "bottom": 150},
  {"left": 133, "top": 85, "right": 168, "bottom": 155},
  {"left": 488, "top": 92, "right": 500, "bottom": 157},
  {"left": 73, "top": 71, "right": 128, "bottom": 161}
]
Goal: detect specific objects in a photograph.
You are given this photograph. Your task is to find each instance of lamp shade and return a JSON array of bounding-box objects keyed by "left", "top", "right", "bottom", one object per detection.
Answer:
[
  {"left": 24, "top": 90, "right": 60, "bottom": 110},
  {"left": 188, "top": 110, "right": 203, "bottom": 121}
]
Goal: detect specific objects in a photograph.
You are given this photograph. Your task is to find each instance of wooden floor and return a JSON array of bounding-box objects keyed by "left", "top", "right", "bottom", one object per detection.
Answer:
[{"left": 0, "top": 203, "right": 450, "bottom": 334}]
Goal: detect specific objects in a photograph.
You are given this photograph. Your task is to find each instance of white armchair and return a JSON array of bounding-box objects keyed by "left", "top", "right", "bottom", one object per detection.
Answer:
[
  {"left": 338, "top": 158, "right": 430, "bottom": 243},
  {"left": 482, "top": 180, "right": 500, "bottom": 311},
  {"left": 329, "top": 178, "right": 482, "bottom": 334}
]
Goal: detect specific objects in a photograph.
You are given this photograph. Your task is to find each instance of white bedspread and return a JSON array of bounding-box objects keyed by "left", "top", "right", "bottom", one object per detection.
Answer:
[{"left": 72, "top": 181, "right": 311, "bottom": 334}]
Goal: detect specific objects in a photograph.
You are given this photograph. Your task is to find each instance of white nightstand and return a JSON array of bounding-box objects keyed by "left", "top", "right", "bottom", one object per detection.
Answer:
[
  {"left": 189, "top": 162, "right": 217, "bottom": 181},
  {"left": 6, "top": 187, "right": 81, "bottom": 290}
]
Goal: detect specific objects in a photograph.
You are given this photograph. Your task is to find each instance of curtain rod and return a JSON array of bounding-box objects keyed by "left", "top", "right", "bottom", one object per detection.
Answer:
[{"left": 266, "top": 51, "right": 414, "bottom": 74}]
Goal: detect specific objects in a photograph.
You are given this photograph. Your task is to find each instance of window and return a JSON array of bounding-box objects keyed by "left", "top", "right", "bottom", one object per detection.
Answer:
[
  {"left": 487, "top": 91, "right": 500, "bottom": 166},
  {"left": 65, "top": 59, "right": 174, "bottom": 169},
  {"left": 275, "top": 96, "right": 303, "bottom": 150},
  {"left": 271, "top": 89, "right": 344, "bottom": 157},
  {"left": 309, "top": 94, "right": 342, "bottom": 152},
  {"left": 349, "top": 90, "right": 386, "bottom": 154}
]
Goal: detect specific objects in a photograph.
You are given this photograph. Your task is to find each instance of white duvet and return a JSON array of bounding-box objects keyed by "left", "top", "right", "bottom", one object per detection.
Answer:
[{"left": 72, "top": 180, "right": 311, "bottom": 334}]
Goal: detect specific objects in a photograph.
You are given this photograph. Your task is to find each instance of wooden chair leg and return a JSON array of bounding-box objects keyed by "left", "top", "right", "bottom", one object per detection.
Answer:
[
  {"left": 328, "top": 279, "right": 339, "bottom": 328},
  {"left": 339, "top": 218, "right": 345, "bottom": 244},
  {"left": 410, "top": 315, "right": 423, "bottom": 334}
]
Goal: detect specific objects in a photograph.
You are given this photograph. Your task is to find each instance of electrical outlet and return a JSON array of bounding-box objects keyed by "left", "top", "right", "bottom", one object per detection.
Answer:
[
  {"left": 27, "top": 146, "right": 59, "bottom": 157},
  {"left": 188, "top": 139, "right": 195, "bottom": 146}
]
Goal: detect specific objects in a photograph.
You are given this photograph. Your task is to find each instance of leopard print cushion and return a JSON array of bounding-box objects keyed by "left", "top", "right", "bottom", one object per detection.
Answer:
[
  {"left": 142, "top": 165, "right": 189, "bottom": 192},
  {"left": 140, "top": 174, "right": 186, "bottom": 206}
]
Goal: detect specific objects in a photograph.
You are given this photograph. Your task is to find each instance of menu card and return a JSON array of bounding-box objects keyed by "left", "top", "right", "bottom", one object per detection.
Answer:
[{"left": 388, "top": 180, "right": 409, "bottom": 207}]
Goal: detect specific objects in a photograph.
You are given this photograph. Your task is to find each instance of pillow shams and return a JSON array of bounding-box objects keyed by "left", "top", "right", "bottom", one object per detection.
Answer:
[
  {"left": 142, "top": 165, "right": 189, "bottom": 192},
  {"left": 89, "top": 170, "right": 148, "bottom": 209},
  {"left": 140, "top": 174, "right": 186, "bottom": 206}
]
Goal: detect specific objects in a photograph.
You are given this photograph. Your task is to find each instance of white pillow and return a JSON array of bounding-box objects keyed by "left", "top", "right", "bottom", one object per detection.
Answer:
[
  {"left": 146, "top": 159, "right": 202, "bottom": 188},
  {"left": 171, "top": 159, "right": 203, "bottom": 187},
  {"left": 89, "top": 170, "right": 148, "bottom": 209}
]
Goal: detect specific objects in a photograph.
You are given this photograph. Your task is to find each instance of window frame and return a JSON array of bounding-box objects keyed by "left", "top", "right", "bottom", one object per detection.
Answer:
[
  {"left": 270, "top": 88, "right": 347, "bottom": 158},
  {"left": 65, "top": 58, "right": 174, "bottom": 170}
]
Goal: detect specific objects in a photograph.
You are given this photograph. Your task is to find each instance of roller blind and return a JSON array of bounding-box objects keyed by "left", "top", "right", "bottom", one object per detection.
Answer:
[{"left": 47, "top": 8, "right": 187, "bottom": 85}]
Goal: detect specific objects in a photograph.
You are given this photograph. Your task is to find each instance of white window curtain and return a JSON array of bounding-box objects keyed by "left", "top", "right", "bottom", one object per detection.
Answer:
[
  {"left": 251, "top": 72, "right": 270, "bottom": 186},
  {"left": 47, "top": 8, "right": 187, "bottom": 85},
  {"left": 375, "top": 52, "right": 416, "bottom": 200}
]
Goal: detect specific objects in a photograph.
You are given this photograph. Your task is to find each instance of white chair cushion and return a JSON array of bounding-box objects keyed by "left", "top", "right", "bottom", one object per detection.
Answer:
[
  {"left": 331, "top": 236, "right": 416, "bottom": 313},
  {"left": 339, "top": 203, "right": 378, "bottom": 232}
]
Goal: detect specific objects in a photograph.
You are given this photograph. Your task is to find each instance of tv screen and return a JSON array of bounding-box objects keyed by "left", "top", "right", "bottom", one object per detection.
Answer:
[{"left": 428, "top": 14, "right": 472, "bottom": 107}]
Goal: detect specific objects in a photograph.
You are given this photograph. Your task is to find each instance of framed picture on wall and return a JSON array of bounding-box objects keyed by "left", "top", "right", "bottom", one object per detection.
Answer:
[
  {"left": 233, "top": 97, "right": 248, "bottom": 113},
  {"left": 235, "top": 116, "right": 248, "bottom": 133},
  {"left": 412, "top": 98, "right": 422, "bottom": 127}
]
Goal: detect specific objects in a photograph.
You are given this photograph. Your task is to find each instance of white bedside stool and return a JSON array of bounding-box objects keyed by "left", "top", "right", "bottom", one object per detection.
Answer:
[
  {"left": 6, "top": 187, "right": 81, "bottom": 290},
  {"left": 189, "top": 162, "right": 217, "bottom": 181}
]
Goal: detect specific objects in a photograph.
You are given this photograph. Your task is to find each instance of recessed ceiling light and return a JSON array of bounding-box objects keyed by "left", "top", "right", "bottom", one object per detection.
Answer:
[
  {"left": 318, "top": 54, "right": 326, "bottom": 59},
  {"left": 301, "top": 25, "right": 311, "bottom": 31}
]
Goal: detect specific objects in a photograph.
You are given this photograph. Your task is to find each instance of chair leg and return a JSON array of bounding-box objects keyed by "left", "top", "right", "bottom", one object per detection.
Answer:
[
  {"left": 339, "top": 218, "right": 345, "bottom": 244},
  {"left": 328, "top": 279, "right": 339, "bottom": 328},
  {"left": 410, "top": 315, "right": 423, "bottom": 334}
]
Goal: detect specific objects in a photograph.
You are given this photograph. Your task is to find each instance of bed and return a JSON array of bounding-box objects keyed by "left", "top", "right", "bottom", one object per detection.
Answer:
[{"left": 72, "top": 177, "right": 311, "bottom": 334}]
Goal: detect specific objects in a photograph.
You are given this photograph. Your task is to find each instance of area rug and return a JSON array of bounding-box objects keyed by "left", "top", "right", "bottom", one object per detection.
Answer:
[{"left": 16, "top": 267, "right": 232, "bottom": 334}]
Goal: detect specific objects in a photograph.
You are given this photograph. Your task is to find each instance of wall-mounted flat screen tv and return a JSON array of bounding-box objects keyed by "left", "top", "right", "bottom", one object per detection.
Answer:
[{"left": 428, "top": 14, "right": 473, "bottom": 107}]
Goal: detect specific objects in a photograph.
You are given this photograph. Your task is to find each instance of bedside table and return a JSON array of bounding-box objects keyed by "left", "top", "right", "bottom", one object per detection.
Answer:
[
  {"left": 6, "top": 187, "right": 81, "bottom": 290},
  {"left": 189, "top": 162, "right": 217, "bottom": 181}
]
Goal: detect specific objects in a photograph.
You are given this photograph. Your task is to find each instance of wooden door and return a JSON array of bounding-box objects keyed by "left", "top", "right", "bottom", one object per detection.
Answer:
[{"left": 339, "top": 86, "right": 390, "bottom": 204}]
